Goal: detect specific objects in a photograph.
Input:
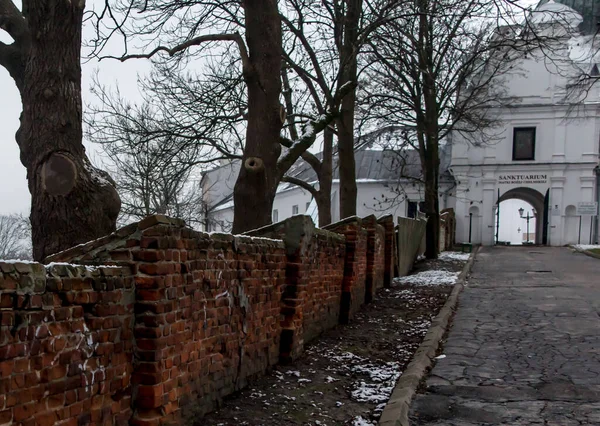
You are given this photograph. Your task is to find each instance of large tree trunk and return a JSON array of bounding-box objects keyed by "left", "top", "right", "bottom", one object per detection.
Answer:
[
  {"left": 336, "top": 0, "right": 362, "bottom": 219},
  {"left": 423, "top": 142, "right": 440, "bottom": 259},
  {"left": 232, "top": 0, "right": 282, "bottom": 234},
  {"left": 418, "top": 0, "right": 440, "bottom": 259},
  {"left": 16, "top": 0, "right": 120, "bottom": 261},
  {"left": 317, "top": 127, "right": 334, "bottom": 226}
]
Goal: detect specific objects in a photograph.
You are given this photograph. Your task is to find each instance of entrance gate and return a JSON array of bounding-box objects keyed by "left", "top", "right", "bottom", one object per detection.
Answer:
[{"left": 494, "top": 187, "right": 549, "bottom": 245}]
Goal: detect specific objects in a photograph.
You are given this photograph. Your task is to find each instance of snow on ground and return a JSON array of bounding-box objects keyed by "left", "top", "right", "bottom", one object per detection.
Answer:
[
  {"left": 352, "top": 416, "right": 376, "bottom": 426},
  {"left": 395, "top": 270, "right": 460, "bottom": 286},
  {"left": 438, "top": 251, "right": 471, "bottom": 262},
  {"left": 573, "top": 244, "right": 600, "bottom": 251}
]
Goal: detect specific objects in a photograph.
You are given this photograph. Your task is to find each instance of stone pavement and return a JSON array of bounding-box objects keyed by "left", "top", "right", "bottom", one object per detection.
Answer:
[{"left": 409, "top": 247, "right": 600, "bottom": 425}]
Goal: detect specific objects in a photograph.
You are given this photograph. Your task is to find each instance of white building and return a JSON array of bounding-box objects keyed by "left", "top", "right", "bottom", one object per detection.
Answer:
[
  {"left": 201, "top": 144, "right": 456, "bottom": 232},
  {"left": 452, "top": 0, "right": 600, "bottom": 246}
]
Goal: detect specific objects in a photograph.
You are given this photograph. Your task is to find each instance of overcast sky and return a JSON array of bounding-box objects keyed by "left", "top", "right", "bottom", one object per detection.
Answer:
[{"left": 0, "top": 0, "right": 540, "bottom": 216}]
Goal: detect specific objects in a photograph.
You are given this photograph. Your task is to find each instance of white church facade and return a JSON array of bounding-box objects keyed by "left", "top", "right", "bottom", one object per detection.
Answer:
[{"left": 452, "top": 0, "right": 600, "bottom": 246}]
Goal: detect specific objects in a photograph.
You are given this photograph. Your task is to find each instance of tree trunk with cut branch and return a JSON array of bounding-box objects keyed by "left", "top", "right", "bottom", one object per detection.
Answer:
[
  {"left": 1, "top": 0, "right": 120, "bottom": 261},
  {"left": 232, "top": 0, "right": 283, "bottom": 234}
]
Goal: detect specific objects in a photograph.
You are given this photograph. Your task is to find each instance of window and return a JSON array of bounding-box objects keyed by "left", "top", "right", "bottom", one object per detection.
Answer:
[
  {"left": 512, "top": 127, "right": 536, "bottom": 161},
  {"left": 306, "top": 202, "right": 311, "bottom": 212},
  {"left": 272, "top": 209, "right": 279, "bottom": 222},
  {"left": 292, "top": 205, "right": 299, "bottom": 215},
  {"left": 407, "top": 201, "right": 425, "bottom": 218}
]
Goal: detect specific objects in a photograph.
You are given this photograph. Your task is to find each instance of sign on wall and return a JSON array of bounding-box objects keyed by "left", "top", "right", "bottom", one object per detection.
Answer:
[
  {"left": 576, "top": 202, "right": 598, "bottom": 215},
  {"left": 497, "top": 174, "right": 548, "bottom": 185}
]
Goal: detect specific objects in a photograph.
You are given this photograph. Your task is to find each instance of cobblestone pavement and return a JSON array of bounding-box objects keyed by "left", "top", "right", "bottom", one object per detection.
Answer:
[{"left": 410, "top": 247, "right": 600, "bottom": 426}]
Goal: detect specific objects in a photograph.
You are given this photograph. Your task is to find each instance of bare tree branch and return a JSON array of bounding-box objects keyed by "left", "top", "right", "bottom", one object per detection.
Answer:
[{"left": 281, "top": 175, "right": 319, "bottom": 198}]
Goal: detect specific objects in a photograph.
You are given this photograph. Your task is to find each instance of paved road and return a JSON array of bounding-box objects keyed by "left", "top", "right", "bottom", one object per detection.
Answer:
[{"left": 409, "top": 247, "right": 600, "bottom": 426}]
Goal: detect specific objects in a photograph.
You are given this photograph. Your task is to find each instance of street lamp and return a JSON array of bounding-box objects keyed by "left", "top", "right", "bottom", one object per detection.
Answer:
[{"left": 518, "top": 207, "right": 536, "bottom": 244}]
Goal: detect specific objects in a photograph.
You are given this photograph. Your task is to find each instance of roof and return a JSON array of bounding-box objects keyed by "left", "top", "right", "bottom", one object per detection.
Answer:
[
  {"left": 533, "top": 0, "right": 583, "bottom": 29},
  {"left": 203, "top": 144, "right": 453, "bottom": 210}
]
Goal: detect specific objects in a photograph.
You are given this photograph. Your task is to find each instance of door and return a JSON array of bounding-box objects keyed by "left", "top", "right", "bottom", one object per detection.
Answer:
[{"left": 542, "top": 189, "right": 549, "bottom": 245}]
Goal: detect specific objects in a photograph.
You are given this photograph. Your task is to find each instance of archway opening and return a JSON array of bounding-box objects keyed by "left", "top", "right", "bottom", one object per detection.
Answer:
[
  {"left": 495, "top": 199, "right": 537, "bottom": 245},
  {"left": 494, "top": 187, "right": 547, "bottom": 245}
]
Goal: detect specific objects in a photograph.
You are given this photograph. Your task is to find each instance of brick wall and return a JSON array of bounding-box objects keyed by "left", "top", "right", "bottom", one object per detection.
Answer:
[
  {"left": 0, "top": 261, "right": 134, "bottom": 426},
  {"left": 323, "top": 217, "right": 368, "bottom": 324},
  {"left": 362, "top": 216, "right": 386, "bottom": 303},
  {"left": 1, "top": 213, "right": 392, "bottom": 425},
  {"left": 247, "top": 216, "right": 346, "bottom": 361},
  {"left": 47, "top": 216, "right": 286, "bottom": 423},
  {"left": 440, "top": 208, "right": 456, "bottom": 251},
  {"left": 377, "top": 215, "right": 395, "bottom": 287}
]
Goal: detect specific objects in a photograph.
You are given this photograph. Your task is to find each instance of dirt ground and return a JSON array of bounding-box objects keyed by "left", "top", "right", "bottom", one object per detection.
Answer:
[{"left": 196, "top": 253, "right": 468, "bottom": 426}]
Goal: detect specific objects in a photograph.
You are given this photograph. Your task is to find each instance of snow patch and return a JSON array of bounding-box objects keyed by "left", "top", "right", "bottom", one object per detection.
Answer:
[
  {"left": 438, "top": 251, "right": 470, "bottom": 262},
  {"left": 395, "top": 270, "right": 459, "bottom": 286},
  {"left": 352, "top": 416, "right": 375, "bottom": 426},
  {"left": 574, "top": 244, "right": 600, "bottom": 251}
]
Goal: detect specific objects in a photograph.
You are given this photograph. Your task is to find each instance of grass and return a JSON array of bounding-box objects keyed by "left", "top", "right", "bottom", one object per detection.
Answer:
[{"left": 588, "top": 248, "right": 600, "bottom": 255}]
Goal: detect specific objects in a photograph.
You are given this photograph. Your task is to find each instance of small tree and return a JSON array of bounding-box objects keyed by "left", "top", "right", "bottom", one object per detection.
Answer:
[{"left": 0, "top": 214, "right": 32, "bottom": 260}]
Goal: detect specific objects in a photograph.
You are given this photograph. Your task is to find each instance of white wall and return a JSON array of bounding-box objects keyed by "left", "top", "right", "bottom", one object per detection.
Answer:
[{"left": 209, "top": 179, "right": 458, "bottom": 233}]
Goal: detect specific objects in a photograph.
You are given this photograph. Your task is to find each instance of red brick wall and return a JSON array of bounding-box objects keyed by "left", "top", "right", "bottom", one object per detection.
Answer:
[
  {"left": 46, "top": 216, "right": 287, "bottom": 423},
  {"left": 247, "top": 216, "right": 346, "bottom": 361},
  {"left": 0, "top": 261, "right": 134, "bottom": 426},
  {"left": 323, "top": 217, "right": 368, "bottom": 324},
  {"left": 377, "top": 215, "right": 395, "bottom": 287},
  {"left": 1, "top": 213, "right": 396, "bottom": 424},
  {"left": 362, "top": 215, "right": 386, "bottom": 303}
]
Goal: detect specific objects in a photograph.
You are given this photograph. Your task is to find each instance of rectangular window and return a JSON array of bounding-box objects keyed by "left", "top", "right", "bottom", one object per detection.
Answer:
[
  {"left": 306, "top": 202, "right": 311, "bottom": 212},
  {"left": 407, "top": 201, "right": 425, "bottom": 218},
  {"left": 292, "top": 205, "right": 299, "bottom": 215},
  {"left": 512, "top": 127, "right": 536, "bottom": 161},
  {"left": 273, "top": 209, "right": 279, "bottom": 222}
]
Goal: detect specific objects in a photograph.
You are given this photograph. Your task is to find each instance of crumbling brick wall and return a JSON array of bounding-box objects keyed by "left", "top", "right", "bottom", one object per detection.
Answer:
[
  {"left": 0, "top": 261, "right": 134, "bottom": 426},
  {"left": 46, "top": 216, "right": 287, "bottom": 423},
  {"left": 362, "top": 216, "right": 386, "bottom": 303},
  {"left": 1, "top": 212, "right": 396, "bottom": 425},
  {"left": 323, "top": 217, "right": 368, "bottom": 324},
  {"left": 247, "top": 216, "right": 346, "bottom": 361},
  {"left": 377, "top": 215, "right": 395, "bottom": 287}
]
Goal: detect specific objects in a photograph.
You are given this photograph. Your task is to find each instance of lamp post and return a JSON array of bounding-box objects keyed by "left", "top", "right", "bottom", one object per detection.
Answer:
[{"left": 518, "top": 207, "right": 536, "bottom": 244}]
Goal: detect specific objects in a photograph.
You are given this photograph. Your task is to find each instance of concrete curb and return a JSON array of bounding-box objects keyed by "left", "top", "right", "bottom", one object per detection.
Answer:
[
  {"left": 572, "top": 246, "right": 600, "bottom": 260},
  {"left": 378, "top": 247, "right": 479, "bottom": 426}
]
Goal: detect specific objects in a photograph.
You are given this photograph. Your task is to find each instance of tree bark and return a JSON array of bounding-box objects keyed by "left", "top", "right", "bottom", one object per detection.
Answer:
[
  {"left": 336, "top": 0, "right": 362, "bottom": 219},
  {"left": 423, "top": 141, "right": 440, "bottom": 259},
  {"left": 4, "top": 0, "right": 121, "bottom": 261},
  {"left": 418, "top": 0, "right": 440, "bottom": 259},
  {"left": 317, "top": 126, "right": 334, "bottom": 226},
  {"left": 232, "top": 0, "right": 282, "bottom": 234}
]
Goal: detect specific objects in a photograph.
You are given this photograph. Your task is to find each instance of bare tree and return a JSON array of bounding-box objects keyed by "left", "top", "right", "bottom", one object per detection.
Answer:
[
  {"left": 277, "top": 0, "right": 402, "bottom": 225},
  {"left": 363, "top": 0, "right": 538, "bottom": 258},
  {"left": 90, "top": 0, "right": 355, "bottom": 233},
  {"left": 0, "top": 0, "right": 121, "bottom": 260},
  {"left": 88, "top": 107, "right": 208, "bottom": 227},
  {"left": 0, "top": 214, "right": 32, "bottom": 260}
]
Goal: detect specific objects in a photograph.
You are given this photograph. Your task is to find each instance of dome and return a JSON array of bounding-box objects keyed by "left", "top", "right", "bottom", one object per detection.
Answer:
[{"left": 530, "top": 0, "right": 583, "bottom": 28}]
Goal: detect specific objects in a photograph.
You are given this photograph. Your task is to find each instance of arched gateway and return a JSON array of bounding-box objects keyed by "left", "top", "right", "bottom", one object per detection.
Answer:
[{"left": 495, "top": 187, "right": 549, "bottom": 245}]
